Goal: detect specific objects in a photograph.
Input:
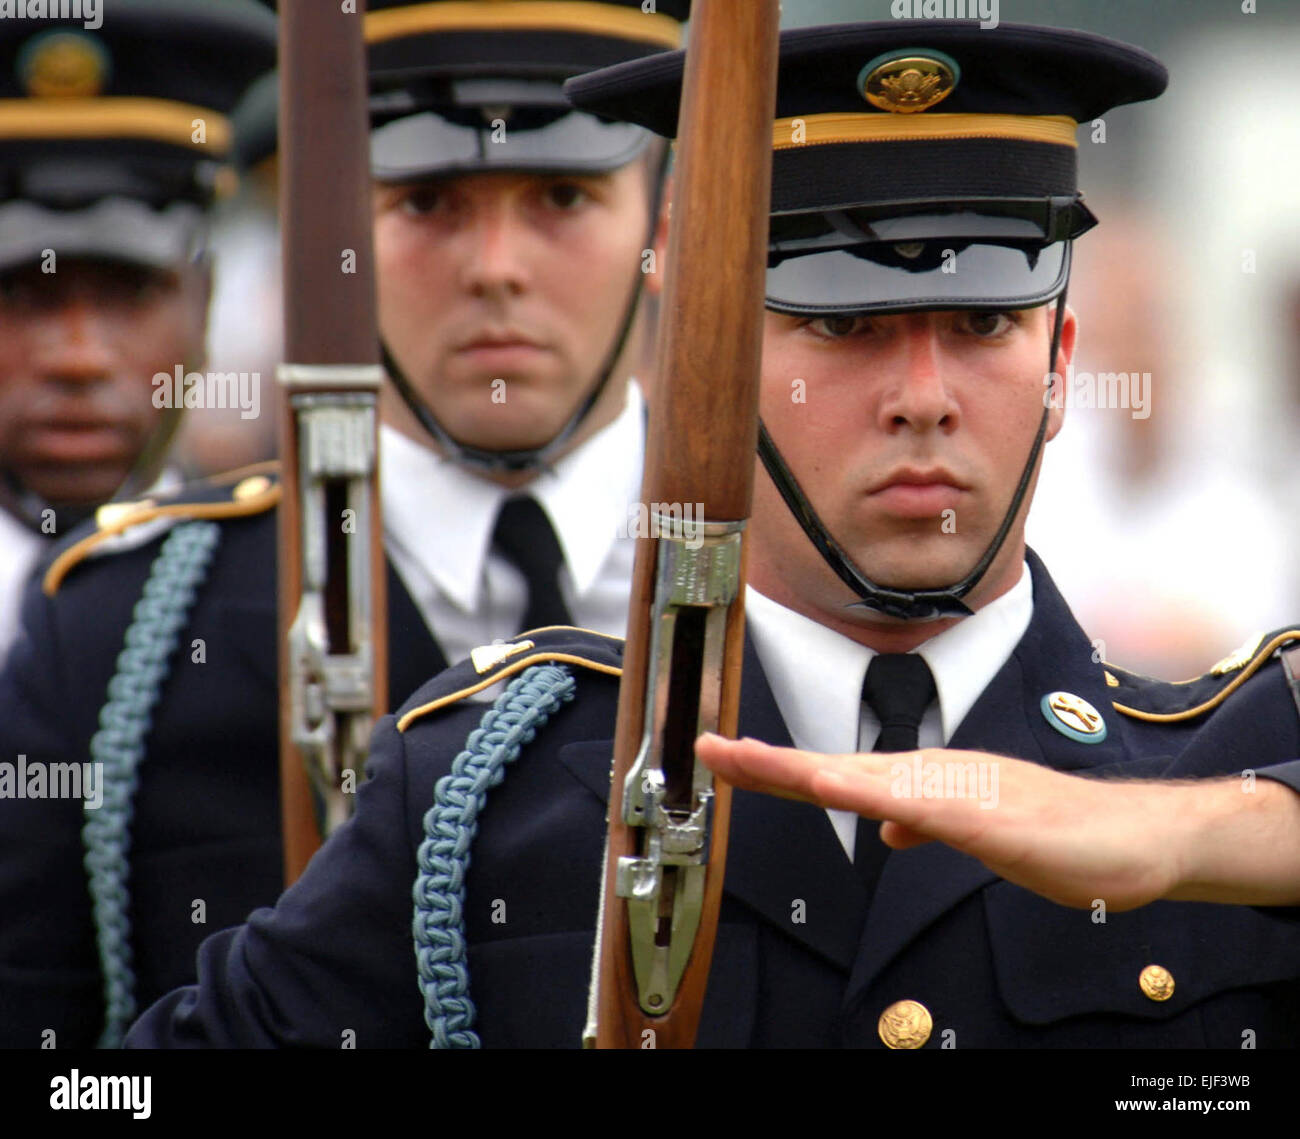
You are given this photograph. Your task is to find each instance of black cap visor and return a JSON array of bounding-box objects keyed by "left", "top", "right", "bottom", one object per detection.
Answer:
[
  {"left": 371, "top": 105, "right": 650, "bottom": 180},
  {"left": 0, "top": 197, "right": 207, "bottom": 273},
  {"left": 765, "top": 197, "right": 1093, "bottom": 314}
]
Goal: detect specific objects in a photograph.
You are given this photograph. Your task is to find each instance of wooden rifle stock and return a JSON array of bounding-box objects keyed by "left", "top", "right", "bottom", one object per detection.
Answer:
[
  {"left": 277, "top": 1, "right": 387, "bottom": 884},
  {"left": 587, "top": 0, "right": 779, "bottom": 1048}
]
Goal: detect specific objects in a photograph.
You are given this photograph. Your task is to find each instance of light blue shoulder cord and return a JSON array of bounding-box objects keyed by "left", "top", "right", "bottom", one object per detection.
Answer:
[
  {"left": 413, "top": 663, "right": 577, "bottom": 1048},
  {"left": 82, "top": 520, "right": 221, "bottom": 1048}
]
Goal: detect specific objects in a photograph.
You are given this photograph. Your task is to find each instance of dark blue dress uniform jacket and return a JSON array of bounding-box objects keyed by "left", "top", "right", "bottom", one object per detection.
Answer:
[
  {"left": 0, "top": 477, "right": 448, "bottom": 1047},
  {"left": 123, "top": 552, "right": 1300, "bottom": 1048}
]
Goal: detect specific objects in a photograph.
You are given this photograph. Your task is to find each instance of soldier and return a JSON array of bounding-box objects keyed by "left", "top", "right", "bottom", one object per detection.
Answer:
[
  {"left": 0, "top": 1, "right": 275, "bottom": 659},
  {"left": 122, "top": 20, "right": 1300, "bottom": 1049},
  {"left": 0, "top": 0, "right": 684, "bottom": 1048}
]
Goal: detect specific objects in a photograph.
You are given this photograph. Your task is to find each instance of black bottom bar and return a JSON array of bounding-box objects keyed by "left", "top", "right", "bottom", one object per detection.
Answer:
[{"left": 2, "top": 1047, "right": 1296, "bottom": 1126}]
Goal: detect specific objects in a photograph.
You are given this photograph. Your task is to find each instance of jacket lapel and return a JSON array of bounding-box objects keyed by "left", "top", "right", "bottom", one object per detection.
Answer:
[
  {"left": 844, "top": 551, "right": 1136, "bottom": 1005},
  {"left": 555, "top": 633, "right": 868, "bottom": 971},
  {"left": 385, "top": 560, "right": 448, "bottom": 707},
  {"left": 208, "top": 553, "right": 447, "bottom": 708},
  {"left": 724, "top": 636, "right": 870, "bottom": 971}
]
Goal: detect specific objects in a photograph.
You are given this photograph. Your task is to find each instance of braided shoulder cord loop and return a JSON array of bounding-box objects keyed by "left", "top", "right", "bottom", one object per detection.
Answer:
[
  {"left": 83, "top": 520, "right": 221, "bottom": 1047},
  {"left": 413, "top": 663, "right": 577, "bottom": 1048}
]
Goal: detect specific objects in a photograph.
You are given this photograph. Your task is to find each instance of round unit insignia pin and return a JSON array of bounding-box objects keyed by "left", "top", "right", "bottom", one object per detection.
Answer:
[{"left": 1040, "top": 691, "right": 1107, "bottom": 743}]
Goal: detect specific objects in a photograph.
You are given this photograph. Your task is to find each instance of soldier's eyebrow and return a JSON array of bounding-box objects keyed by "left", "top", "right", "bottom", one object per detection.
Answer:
[
  {"left": 369, "top": 180, "right": 445, "bottom": 217},
  {"left": 542, "top": 170, "right": 616, "bottom": 186},
  {"left": 373, "top": 179, "right": 442, "bottom": 200}
]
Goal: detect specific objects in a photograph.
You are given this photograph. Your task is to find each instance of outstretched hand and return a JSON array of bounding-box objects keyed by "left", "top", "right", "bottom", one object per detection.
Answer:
[{"left": 695, "top": 734, "right": 1300, "bottom": 910}]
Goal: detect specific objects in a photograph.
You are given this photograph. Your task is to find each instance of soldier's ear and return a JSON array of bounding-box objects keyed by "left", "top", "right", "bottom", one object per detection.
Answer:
[
  {"left": 645, "top": 172, "right": 672, "bottom": 298},
  {"left": 1046, "top": 304, "right": 1078, "bottom": 442},
  {"left": 1055, "top": 304, "right": 1078, "bottom": 374}
]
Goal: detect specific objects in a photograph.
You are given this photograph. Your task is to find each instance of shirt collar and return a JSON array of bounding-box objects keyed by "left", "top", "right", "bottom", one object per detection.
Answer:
[
  {"left": 149, "top": 467, "right": 184, "bottom": 499},
  {"left": 529, "top": 382, "right": 645, "bottom": 600},
  {"left": 916, "top": 563, "right": 1034, "bottom": 741},
  {"left": 745, "top": 586, "right": 872, "bottom": 756},
  {"left": 745, "top": 561, "right": 1035, "bottom": 752},
  {"left": 380, "top": 382, "right": 645, "bottom": 616}
]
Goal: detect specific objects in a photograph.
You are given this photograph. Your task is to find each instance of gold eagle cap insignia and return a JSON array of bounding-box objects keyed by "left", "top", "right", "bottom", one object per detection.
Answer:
[
  {"left": 861, "top": 54, "right": 957, "bottom": 114},
  {"left": 19, "top": 31, "right": 109, "bottom": 99}
]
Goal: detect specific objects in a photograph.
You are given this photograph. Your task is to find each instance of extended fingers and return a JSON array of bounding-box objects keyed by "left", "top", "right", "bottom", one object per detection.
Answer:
[
  {"left": 694, "top": 733, "right": 825, "bottom": 802},
  {"left": 697, "top": 733, "right": 905, "bottom": 810},
  {"left": 809, "top": 763, "right": 926, "bottom": 823}
]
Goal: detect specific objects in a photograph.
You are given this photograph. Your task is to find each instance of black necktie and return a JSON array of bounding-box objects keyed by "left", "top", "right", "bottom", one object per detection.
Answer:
[
  {"left": 854, "top": 653, "right": 937, "bottom": 893},
  {"left": 491, "top": 496, "right": 575, "bottom": 631}
]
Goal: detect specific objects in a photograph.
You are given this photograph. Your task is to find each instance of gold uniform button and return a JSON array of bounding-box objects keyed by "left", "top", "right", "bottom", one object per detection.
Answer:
[
  {"left": 878, "top": 1000, "right": 933, "bottom": 1049},
  {"left": 232, "top": 474, "right": 272, "bottom": 501},
  {"left": 1139, "top": 964, "right": 1175, "bottom": 1002}
]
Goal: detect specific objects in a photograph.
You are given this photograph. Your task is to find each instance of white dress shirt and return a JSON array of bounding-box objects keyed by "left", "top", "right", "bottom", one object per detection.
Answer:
[
  {"left": 381, "top": 383, "right": 645, "bottom": 669},
  {"left": 744, "top": 563, "right": 1034, "bottom": 859},
  {"left": 0, "top": 467, "right": 183, "bottom": 667},
  {"left": 0, "top": 508, "right": 46, "bottom": 666}
]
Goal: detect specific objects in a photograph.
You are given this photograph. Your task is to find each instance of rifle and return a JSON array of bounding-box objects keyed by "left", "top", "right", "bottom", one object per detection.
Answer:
[
  {"left": 585, "top": 0, "right": 780, "bottom": 1048},
  {"left": 276, "top": 0, "right": 387, "bottom": 883}
]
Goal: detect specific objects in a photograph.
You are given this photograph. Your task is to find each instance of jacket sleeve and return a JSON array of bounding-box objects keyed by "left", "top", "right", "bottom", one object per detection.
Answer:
[
  {"left": 0, "top": 577, "right": 103, "bottom": 1048},
  {"left": 1169, "top": 670, "right": 1300, "bottom": 915},
  {"left": 124, "top": 713, "right": 429, "bottom": 1048},
  {"left": 1257, "top": 759, "right": 1300, "bottom": 798}
]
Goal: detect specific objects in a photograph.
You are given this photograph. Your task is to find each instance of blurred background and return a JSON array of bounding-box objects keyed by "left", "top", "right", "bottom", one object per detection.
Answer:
[{"left": 187, "top": 0, "right": 1300, "bottom": 678}]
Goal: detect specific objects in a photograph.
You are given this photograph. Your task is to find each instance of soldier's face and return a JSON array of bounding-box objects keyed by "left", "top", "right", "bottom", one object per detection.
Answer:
[
  {"left": 0, "top": 259, "right": 208, "bottom": 510},
  {"left": 749, "top": 305, "right": 1075, "bottom": 638},
  {"left": 373, "top": 164, "right": 652, "bottom": 454}
]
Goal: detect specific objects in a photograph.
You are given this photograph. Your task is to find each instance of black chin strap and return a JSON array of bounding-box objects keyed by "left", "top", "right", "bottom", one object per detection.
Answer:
[
  {"left": 382, "top": 293, "right": 639, "bottom": 474},
  {"left": 757, "top": 290, "right": 1069, "bottom": 623},
  {"left": 0, "top": 473, "right": 92, "bottom": 536},
  {"left": 383, "top": 154, "right": 668, "bottom": 476}
]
